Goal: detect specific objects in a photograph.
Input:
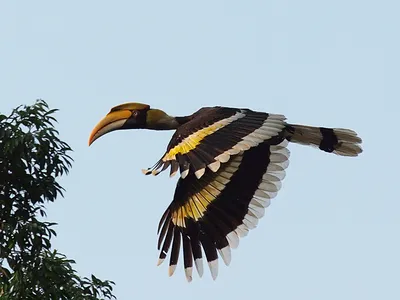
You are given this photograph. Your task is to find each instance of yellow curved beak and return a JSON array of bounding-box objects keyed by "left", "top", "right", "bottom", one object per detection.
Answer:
[{"left": 88, "top": 110, "right": 132, "bottom": 146}]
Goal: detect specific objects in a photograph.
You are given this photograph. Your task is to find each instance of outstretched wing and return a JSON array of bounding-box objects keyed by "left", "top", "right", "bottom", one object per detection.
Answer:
[
  {"left": 156, "top": 139, "right": 290, "bottom": 281},
  {"left": 143, "top": 107, "right": 287, "bottom": 179}
]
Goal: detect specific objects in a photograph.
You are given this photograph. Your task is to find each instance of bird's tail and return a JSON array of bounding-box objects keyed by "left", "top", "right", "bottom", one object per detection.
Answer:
[{"left": 285, "top": 124, "right": 362, "bottom": 156}]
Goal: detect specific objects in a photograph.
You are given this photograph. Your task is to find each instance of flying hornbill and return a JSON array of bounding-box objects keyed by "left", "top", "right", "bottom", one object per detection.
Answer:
[{"left": 89, "top": 103, "right": 362, "bottom": 281}]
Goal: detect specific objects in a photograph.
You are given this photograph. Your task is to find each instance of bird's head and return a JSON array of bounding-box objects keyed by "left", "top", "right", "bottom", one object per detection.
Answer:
[{"left": 88, "top": 102, "right": 178, "bottom": 146}]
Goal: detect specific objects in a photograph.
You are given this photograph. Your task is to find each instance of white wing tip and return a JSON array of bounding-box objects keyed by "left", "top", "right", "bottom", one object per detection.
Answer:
[
  {"left": 208, "top": 259, "right": 218, "bottom": 280},
  {"left": 195, "top": 258, "right": 204, "bottom": 277},
  {"left": 185, "top": 267, "right": 193, "bottom": 282},
  {"left": 208, "top": 161, "right": 221, "bottom": 172},
  {"left": 195, "top": 168, "right": 205, "bottom": 179},
  {"left": 157, "top": 258, "right": 164, "bottom": 266},
  {"left": 168, "top": 265, "right": 177, "bottom": 277},
  {"left": 226, "top": 231, "right": 239, "bottom": 249},
  {"left": 218, "top": 246, "right": 232, "bottom": 266},
  {"left": 181, "top": 169, "right": 189, "bottom": 179}
]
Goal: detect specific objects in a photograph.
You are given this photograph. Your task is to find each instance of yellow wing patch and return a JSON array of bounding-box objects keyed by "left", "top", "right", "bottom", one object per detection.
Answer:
[
  {"left": 163, "top": 112, "right": 245, "bottom": 161},
  {"left": 170, "top": 156, "right": 241, "bottom": 227},
  {"left": 172, "top": 188, "right": 220, "bottom": 227}
]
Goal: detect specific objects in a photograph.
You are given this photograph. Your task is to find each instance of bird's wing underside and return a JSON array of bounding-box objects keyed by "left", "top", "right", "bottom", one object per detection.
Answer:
[
  {"left": 143, "top": 107, "right": 287, "bottom": 179},
  {"left": 156, "top": 139, "right": 290, "bottom": 281}
]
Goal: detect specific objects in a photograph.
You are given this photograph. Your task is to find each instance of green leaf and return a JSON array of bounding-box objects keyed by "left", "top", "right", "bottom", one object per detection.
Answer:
[{"left": 1, "top": 100, "right": 116, "bottom": 300}]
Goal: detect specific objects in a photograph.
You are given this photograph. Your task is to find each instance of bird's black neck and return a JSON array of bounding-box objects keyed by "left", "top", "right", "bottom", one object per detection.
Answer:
[{"left": 174, "top": 115, "right": 193, "bottom": 126}]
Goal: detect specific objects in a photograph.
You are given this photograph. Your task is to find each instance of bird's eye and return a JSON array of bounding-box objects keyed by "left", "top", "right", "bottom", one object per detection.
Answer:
[{"left": 132, "top": 110, "right": 139, "bottom": 117}]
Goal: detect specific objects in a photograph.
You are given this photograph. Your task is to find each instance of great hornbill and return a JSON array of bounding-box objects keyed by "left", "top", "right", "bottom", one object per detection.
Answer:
[{"left": 89, "top": 103, "right": 362, "bottom": 281}]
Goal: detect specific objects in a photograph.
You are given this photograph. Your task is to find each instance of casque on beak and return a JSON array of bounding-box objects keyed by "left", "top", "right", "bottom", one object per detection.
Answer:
[{"left": 88, "top": 110, "right": 132, "bottom": 146}]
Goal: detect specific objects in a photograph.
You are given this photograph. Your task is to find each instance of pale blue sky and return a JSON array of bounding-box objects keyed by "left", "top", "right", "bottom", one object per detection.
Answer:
[{"left": 1, "top": 1, "right": 399, "bottom": 299}]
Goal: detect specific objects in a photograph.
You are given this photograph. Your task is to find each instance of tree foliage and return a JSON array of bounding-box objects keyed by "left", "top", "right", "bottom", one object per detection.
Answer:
[{"left": 0, "top": 100, "right": 116, "bottom": 299}]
